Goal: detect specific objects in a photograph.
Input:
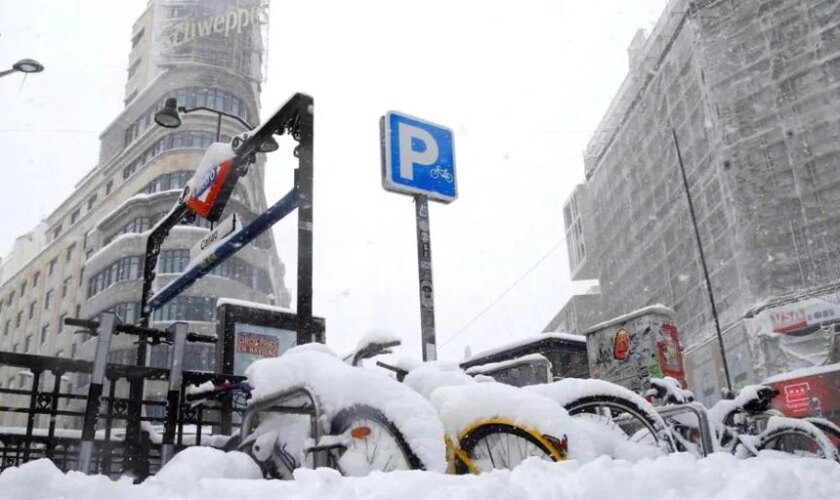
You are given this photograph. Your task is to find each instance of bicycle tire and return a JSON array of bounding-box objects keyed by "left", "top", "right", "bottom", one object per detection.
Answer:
[
  {"left": 563, "top": 394, "right": 672, "bottom": 452},
  {"left": 755, "top": 423, "right": 838, "bottom": 460},
  {"left": 330, "top": 404, "right": 424, "bottom": 475},
  {"left": 456, "top": 422, "right": 559, "bottom": 474}
]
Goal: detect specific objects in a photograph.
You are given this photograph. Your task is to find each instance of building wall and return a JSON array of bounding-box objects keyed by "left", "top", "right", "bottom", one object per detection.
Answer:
[
  {"left": 0, "top": 0, "right": 284, "bottom": 427},
  {"left": 554, "top": 0, "right": 840, "bottom": 399}
]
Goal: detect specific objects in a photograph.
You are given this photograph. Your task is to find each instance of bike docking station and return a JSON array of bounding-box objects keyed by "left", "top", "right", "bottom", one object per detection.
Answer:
[{"left": 380, "top": 112, "right": 456, "bottom": 362}]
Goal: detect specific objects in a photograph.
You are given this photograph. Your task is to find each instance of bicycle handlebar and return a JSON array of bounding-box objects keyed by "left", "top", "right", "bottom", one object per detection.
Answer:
[
  {"left": 63, "top": 317, "right": 216, "bottom": 344},
  {"left": 185, "top": 381, "right": 253, "bottom": 403}
]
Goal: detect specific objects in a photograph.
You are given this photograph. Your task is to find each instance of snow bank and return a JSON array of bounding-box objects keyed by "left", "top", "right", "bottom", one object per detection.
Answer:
[
  {"left": 3, "top": 452, "right": 840, "bottom": 499},
  {"left": 244, "top": 345, "right": 446, "bottom": 472},
  {"left": 153, "top": 447, "right": 262, "bottom": 482},
  {"left": 430, "top": 382, "right": 596, "bottom": 462}
]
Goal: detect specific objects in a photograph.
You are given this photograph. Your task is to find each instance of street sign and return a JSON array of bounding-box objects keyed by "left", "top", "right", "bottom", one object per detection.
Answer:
[
  {"left": 381, "top": 111, "right": 456, "bottom": 203},
  {"left": 189, "top": 213, "right": 238, "bottom": 261}
]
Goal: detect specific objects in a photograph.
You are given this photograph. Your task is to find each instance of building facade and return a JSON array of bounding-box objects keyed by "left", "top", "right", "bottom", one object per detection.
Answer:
[
  {"left": 548, "top": 0, "right": 840, "bottom": 403},
  {"left": 0, "top": 0, "right": 287, "bottom": 424}
]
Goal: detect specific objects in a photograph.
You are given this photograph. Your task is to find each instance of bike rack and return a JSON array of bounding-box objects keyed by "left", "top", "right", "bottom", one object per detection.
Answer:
[
  {"left": 239, "top": 385, "right": 330, "bottom": 469},
  {"left": 655, "top": 402, "right": 717, "bottom": 457}
]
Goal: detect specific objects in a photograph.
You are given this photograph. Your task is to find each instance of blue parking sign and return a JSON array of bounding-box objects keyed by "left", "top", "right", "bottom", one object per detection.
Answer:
[{"left": 381, "top": 111, "right": 457, "bottom": 203}]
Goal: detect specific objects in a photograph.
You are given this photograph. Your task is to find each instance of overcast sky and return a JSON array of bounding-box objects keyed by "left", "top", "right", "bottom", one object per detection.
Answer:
[{"left": 0, "top": 0, "right": 669, "bottom": 361}]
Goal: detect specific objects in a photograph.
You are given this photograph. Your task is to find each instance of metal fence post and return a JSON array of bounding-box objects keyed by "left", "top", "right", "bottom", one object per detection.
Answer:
[
  {"left": 161, "top": 322, "right": 187, "bottom": 465},
  {"left": 77, "top": 312, "right": 116, "bottom": 474}
]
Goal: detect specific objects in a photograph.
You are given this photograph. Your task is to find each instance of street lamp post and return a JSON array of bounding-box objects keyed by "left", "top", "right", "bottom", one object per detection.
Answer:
[
  {"left": 0, "top": 58, "right": 44, "bottom": 79},
  {"left": 154, "top": 97, "right": 254, "bottom": 141}
]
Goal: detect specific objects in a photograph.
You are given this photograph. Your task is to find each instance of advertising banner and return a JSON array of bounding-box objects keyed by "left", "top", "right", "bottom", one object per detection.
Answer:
[{"left": 233, "top": 322, "right": 296, "bottom": 375}]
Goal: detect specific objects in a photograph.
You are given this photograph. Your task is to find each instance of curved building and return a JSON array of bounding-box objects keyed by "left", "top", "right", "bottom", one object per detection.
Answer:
[{"left": 0, "top": 0, "right": 285, "bottom": 422}]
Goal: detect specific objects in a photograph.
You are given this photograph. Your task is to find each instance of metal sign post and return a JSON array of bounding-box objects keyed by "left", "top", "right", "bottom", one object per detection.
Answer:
[
  {"left": 381, "top": 111, "right": 456, "bottom": 362},
  {"left": 77, "top": 312, "right": 116, "bottom": 474},
  {"left": 161, "top": 322, "right": 188, "bottom": 465},
  {"left": 414, "top": 194, "right": 437, "bottom": 361}
]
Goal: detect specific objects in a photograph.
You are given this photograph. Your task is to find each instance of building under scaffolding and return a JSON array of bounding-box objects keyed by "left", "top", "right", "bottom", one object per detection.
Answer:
[{"left": 547, "top": 0, "right": 840, "bottom": 402}]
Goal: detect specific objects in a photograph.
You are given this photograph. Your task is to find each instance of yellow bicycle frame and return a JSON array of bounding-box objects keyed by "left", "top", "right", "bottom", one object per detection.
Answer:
[{"left": 445, "top": 417, "right": 567, "bottom": 474}]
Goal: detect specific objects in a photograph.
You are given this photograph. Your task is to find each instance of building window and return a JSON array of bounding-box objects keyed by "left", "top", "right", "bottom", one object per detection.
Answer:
[
  {"left": 48, "top": 258, "right": 57, "bottom": 276},
  {"left": 111, "top": 302, "right": 141, "bottom": 324},
  {"left": 44, "top": 290, "right": 53, "bottom": 310},
  {"left": 143, "top": 170, "right": 194, "bottom": 195},
  {"left": 71, "top": 208, "right": 80, "bottom": 224},
  {"left": 62, "top": 277, "right": 72, "bottom": 298},
  {"left": 28, "top": 301, "right": 36, "bottom": 320},
  {"left": 32, "top": 272, "right": 40, "bottom": 287},
  {"left": 104, "top": 216, "right": 152, "bottom": 245},
  {"left": 106, "top": 180, "right": 114, "bottom": 195},
  {"left": 128, "top": 58, "right": 141, "bottom": 79},
  {"left": 158, "top": 249, "right": 190, "bottom": 274},
  {"left": 131, "top": 28, "right": 145, "bottom": 48},
  {"left": 66, "top": 243, "right": 75, "bottom": 262},
  {"left": 16, "top": 311, "right": 22, "bottom": 328},
  {"left": 40, "top": 324, "right": 49, "bottom": 344},
  {"left": 20, "top": 281, "right": 26, "bottom": 297},
  {"left": 7, "top": 293, "right": 13, "bottom": 306},
  {"left": 87, "top": 194, "right": 97, "bottom": 210},
  {"left": 70, "top": 342, "right": 76, "bottom": 359},
  {"left": 3, "top": 320, "right": 10, "bottom": 336},
  {"left": 123, "top": 162, "right": 137, "bottom": 180},
  {"left": 152, "top": 296, "right": 216, "bottom": 322},
  {"left": 24, "top": 335, "right": 32, "bottom": 352},
  {"left": 87, "top": 255, "right": 142, "bottom": 298},
  {"left": 53, "top": 225, "right": 63, "bottom": 240},
  {"left": 59, "top": 313, "right": 66, "bottom": 334}
]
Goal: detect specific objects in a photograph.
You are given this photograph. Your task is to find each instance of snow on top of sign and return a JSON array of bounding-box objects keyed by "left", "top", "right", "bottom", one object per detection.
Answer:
[
  {"left": 429, "top": 381, "right": 596, "bottom": 462},
  {"left": 245, "top": 345, "right": 446, "bottom": 472},
  {"left": 216, "top": 298, "right": 294, "bottom": 314},
  {"left": 464, "top": 333, "right": 586, "bottom": 363},
  {"left": 464, "top": 353, "right": 551, "bottom": 376},
  {"left": 4, "top": 451, "right": 840, "bottom": 499},
  {"left": 583, "top": 304, "right": 674, "bottom": 335},
  {"left": 186, "top": 142, "right": 235, "bottom": 196},
  {"left": 762, "top": 362, "right": 840, "bottom": 384}
]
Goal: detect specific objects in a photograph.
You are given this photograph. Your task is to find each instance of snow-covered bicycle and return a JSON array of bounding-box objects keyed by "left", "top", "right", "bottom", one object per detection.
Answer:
[
  {"left": 647, "top": 378, "right": 838, "bottom": 460},
  {"left": 187, "top": 344, "right": 446, "bottom": 478}
]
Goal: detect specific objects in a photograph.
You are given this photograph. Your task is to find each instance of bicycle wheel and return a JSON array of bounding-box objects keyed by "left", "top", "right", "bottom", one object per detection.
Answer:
[
  {"left": 756, "top": 423, "right": 838, "bottom": 460},
  {"left": 456, "top": 421, "right": 561, "bottom": 474},
  {"left": 330, "top": 404, "right": 423, "bottom": 476},
  {"left": 563, "top": 395, "right": 672, "bottom": 453}
]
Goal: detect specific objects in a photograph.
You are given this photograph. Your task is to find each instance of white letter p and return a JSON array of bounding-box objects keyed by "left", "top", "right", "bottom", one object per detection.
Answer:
[{"left": 397, "top": 123, "right": 438, "bottom": 181}]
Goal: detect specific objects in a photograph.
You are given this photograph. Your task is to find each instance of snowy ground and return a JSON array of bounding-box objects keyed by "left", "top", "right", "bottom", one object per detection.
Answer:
[{"left": 1, "top": 448, "right": 839, "bottom": 500}]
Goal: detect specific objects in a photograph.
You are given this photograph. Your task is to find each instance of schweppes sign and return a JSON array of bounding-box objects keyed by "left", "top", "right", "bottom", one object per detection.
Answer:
[{"left": 161, "top": 5, "right": 269, "bottom": 51}]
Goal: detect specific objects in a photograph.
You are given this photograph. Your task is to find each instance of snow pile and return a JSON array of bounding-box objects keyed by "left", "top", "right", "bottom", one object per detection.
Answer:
[
  {"left": 3, "top": 452, "right": 840, "bottom": 499},
  {"left": 244, "top": 345, "right": 446, "bottom": 472},
  {"left": 153, "top": 447, "right": 262, "bottom": 483},
  {"left": 403, "top": 362, "right": 475, "bottom": 400},
  {"left": 430, "top": 382, "right": 596, "bottom": 462}
]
